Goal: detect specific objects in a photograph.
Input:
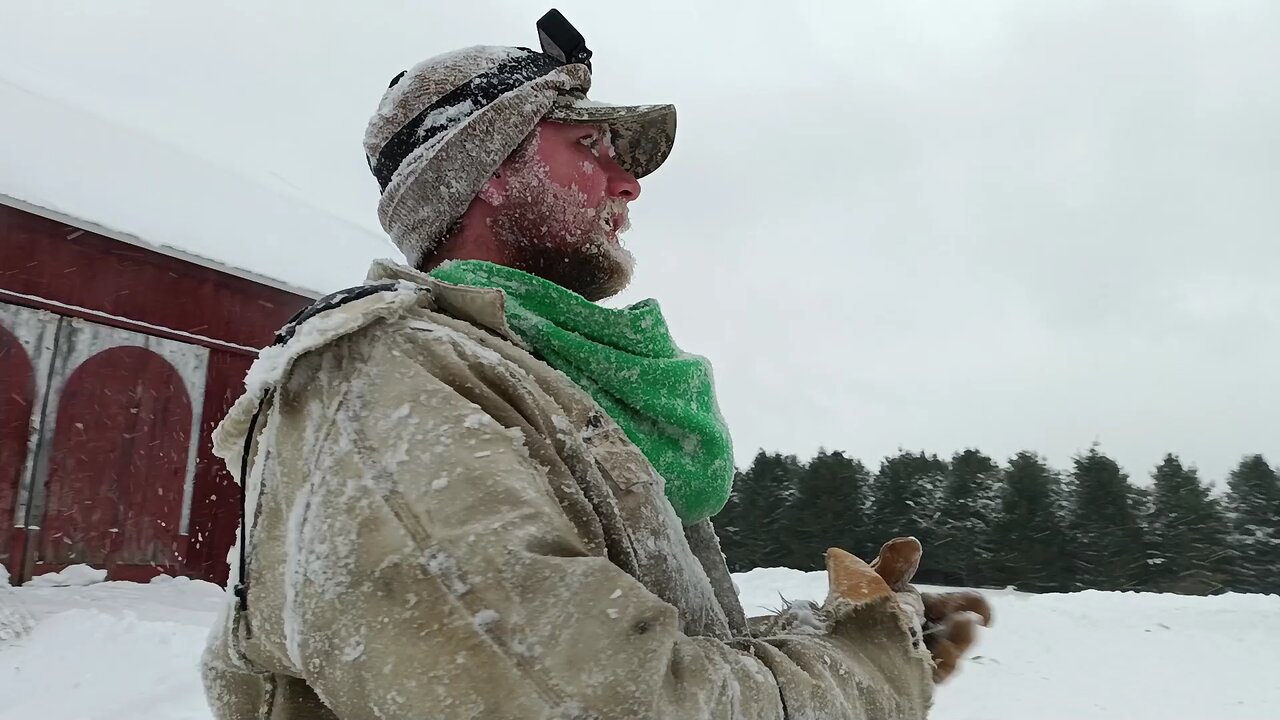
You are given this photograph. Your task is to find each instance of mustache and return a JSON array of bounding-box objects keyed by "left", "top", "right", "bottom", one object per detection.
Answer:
[{"left": 598, "top": 198, "right": 631, "bottom": 233}]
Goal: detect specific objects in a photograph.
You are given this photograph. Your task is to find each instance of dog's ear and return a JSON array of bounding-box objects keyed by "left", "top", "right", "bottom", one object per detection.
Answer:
[
  {"left": 825, "top": 547, "right": 893, "bottom": 605},
  {"left": 869, "top": 537, "right": 922, "bottom": 591}
]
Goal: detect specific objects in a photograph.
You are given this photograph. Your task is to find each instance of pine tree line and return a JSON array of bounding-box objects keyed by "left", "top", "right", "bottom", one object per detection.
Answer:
[{"left": 714, "top": 447, "right": 1280, "bottom": 595}]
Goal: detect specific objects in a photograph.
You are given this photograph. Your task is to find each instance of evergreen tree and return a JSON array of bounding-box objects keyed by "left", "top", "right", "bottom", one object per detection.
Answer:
[
  {"left": 715, "top": 451, "right": 803, "bottom": 571},
  {"left": 869, "top": 450, "right": 948, "bottom": 583},
  {"left": 716, "top": 444, "right": 1278, "bottom": 595},
  {"left": 988, "top": 452, "right": 1072, "bottom": 592},
  {"left": 780, "top": 450, "right": 872, "bottom": 571},
  {"left": 933, "top": 449, "right": 1001, "bottom": 587},
  {"left": 1147, "top": 454, "right": 1232, "bottom": 594},
  {"left": 1068, "top": 447, "right": 1148, "bottom": 591},
  {"left": 1224, "top": 454, "right": 1280, "bottom": 594},
  {"left": 712, "top": 468, "right": 750, "bottom": 571},
  {"left": 1126, "top": 482, "right": 1161, "bottom": 590}
]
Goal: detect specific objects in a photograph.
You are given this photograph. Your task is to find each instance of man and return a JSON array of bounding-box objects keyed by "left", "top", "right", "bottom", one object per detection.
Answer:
[{"left": 202, "top": 13, "right": 986, "bottom": 720}]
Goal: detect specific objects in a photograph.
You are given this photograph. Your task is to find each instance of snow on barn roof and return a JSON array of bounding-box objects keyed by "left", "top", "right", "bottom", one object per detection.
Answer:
[{"left": 0, "top": 77, "right": 400, "bottom": 297}]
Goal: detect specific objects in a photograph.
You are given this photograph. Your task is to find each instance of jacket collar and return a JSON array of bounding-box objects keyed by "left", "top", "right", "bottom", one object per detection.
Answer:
[{"left": 365, "top": 259, "right": 528, "bottom": 349}]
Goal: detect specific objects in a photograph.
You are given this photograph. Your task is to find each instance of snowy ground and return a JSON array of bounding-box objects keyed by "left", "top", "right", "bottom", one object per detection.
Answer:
[{"left": 1, "top": 569, "right": 1277, "bottom": 720}]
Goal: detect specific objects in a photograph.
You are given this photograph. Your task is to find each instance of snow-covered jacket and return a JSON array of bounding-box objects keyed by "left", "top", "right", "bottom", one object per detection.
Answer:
[{"left": 200, "top": 260, "right": 934, "bottom": 720}]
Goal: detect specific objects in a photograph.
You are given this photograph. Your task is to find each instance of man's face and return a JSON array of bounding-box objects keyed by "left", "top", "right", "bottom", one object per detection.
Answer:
[{"left": 485, "top": 121, "right": 642, "bottom": 300}]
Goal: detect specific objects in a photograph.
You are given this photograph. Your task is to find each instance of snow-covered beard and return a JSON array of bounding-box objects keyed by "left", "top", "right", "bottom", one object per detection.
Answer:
[{"left": 487, "top": 137, "right": 635, "bottom": 301}]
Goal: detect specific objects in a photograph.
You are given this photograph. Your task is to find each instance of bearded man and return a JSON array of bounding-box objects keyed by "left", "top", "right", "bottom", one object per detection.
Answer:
[{"left": 201, "top": 12, "right": 987, "bottom": 720}]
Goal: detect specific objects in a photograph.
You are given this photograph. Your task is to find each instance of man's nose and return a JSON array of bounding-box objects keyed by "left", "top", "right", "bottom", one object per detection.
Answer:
[{"left": 603, "top": 156, "right": 641, "bottom": 201}]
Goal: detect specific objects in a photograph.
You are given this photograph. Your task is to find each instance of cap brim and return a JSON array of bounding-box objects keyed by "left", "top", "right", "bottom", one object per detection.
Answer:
[{"left": 545, "top": 99, "right": 676, "bottom": 179}]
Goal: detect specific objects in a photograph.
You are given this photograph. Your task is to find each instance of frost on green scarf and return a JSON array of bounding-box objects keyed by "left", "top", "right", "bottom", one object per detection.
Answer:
[{"left": 429, "top": 260, "right": 734, "bottom": 525}]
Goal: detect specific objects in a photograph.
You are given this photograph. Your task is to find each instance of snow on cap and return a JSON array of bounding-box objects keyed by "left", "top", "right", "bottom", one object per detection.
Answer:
[{"left": 364, "top": 43, "right": 675, "bottom": 269}]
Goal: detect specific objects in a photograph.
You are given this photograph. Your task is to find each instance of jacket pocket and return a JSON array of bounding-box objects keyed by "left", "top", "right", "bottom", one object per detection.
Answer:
[{"left": 580, "top": 412, "right": 656, "bottom": 494}]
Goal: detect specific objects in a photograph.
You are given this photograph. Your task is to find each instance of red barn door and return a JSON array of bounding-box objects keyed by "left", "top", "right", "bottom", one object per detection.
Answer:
[
  {"left": 0, "top": 303, "right": 58, "bottom": 584},
  {"left": 0, "top": 324, "right": 32, "bottom": 580},
  {"left": 4, "top": 311, "right": 209, "bottom": 583}
]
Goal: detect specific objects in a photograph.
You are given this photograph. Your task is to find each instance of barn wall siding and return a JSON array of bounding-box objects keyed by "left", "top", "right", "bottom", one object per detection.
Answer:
[
  {"left": 0, "top": 202, "right": 312, "bottom": 585},
  {"left": 0, "top": 203, "right": 307, "bottom": 349},
  {"left": 186, "top": 350, "right": 255, "bottom": 586}
]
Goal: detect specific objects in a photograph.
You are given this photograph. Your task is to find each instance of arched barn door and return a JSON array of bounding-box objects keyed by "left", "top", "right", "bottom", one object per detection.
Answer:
[
  {"left": 38, "top": 347, "right": 192, "bottom": 575},
  {"left": 0, "top": 325, "right": 34, "bottom": 578},
  {"left": 0, "top": 303, "right": 58, "bottom": 584},
  {"left": 24, "top": 317, "right": 208, "bottom": 582}
]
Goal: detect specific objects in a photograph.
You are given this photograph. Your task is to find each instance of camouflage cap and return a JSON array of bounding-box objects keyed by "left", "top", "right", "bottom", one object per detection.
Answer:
[{"left": 547, "top": 92, "right": 676, "bottom": 181}]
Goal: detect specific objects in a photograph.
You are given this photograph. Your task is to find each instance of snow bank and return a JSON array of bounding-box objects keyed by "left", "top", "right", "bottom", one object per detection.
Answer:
[
  {"left": 0, "top": 590, "right": 34, "bottom": 647},
  {"left": 1, "top": 569, "right": 1277, "bottom": 720},
  {"left": 0, "top": 609, "right": 212, "bottom": 720},
  {"left": 23, "top": 564, "right": 107, "bottom": 588},
  {"left": 12, "top": 577, "right": 226, "bottom": 627},
  {"left": 0, "top": 578, "right": 226, "bottom": 719}
]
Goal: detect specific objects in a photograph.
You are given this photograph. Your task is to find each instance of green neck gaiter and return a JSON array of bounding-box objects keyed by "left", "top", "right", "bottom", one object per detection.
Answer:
[{"left": 428, "top": 260, "right": 734, "bottom": 525}]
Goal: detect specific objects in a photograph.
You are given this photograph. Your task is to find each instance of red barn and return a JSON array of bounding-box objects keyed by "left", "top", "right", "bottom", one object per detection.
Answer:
[{"left": 0, "top": 82, "right": 395, "bottom": 586}]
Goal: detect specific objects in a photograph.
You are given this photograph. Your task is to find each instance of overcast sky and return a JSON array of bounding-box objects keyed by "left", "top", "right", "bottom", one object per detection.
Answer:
[{"left": 3, "top": 0, "right": 1277, "bottom": 484}]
